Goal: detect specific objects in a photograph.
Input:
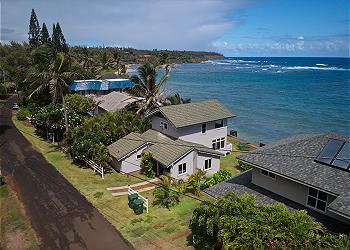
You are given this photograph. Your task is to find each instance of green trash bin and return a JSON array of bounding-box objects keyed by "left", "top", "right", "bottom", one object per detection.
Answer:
[
  {"left": 132, "top": 199, "right": 144, "bottom": 215},
  {"left": 128, "top": 193, "right": 138, "bottom": 202}
]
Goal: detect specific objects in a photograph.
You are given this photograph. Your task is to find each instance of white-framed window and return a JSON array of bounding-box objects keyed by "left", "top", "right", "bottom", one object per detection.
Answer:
[
  {"left": 178, "top": 163, "right": 187, "bottom": 175},
  {"left": 215, "top": 119, "right": 224, "bottom": 128},
  {"left": 261, "top": 169, "right": 276, "bottom": 179},
  {"left": 201, "top": 123, "right": 207, "bottom": 134},
  {"left": 160, "top": 121, "right": 168, "bottom": 130},
  {"left": 307, "top": 187, "right": 327, "bottom": 212},
  {"left": 212, "top": 137, "right": 225, "bottom": 150},
  {"left": 204, "top": 159, "right": 212, "bottom": 170},
  {"left": 137, "top": 154, "right": 142, "bottom": 159}
]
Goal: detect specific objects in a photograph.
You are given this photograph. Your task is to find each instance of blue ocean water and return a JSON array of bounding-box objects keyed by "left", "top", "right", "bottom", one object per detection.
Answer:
[{"left": 166, "top": 57, "right": 350, "bottom": 143}]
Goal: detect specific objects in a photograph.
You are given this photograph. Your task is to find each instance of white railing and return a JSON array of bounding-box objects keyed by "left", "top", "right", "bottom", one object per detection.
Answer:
[
  {"left": 128, "top": 186, "right": 149, "bottom": 213},
  {"left": 84, "top": 158, "right": 104, "bottom": 179}
]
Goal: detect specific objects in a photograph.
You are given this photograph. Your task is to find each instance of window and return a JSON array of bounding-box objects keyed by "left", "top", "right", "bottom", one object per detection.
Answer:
[
  {"left": 261, "top": 169, "right": 276, "bottom": 179},
  {"left": 160, "top": 121, "right": 168, "bottom": 130},
  {"left": 212, "top": 138, "right": 225, "bottom": 150},
  {"left": 215, "top": 119, "right": 224, "bottom": 128},
  {"left": 201, "top": 123, "right": 207, "bottom": 134},
  {"left": 204, "top": 159, "right": 212, "bottom": 170},
  {"left": 137, "top": 154, "right": 142, "bottom": 159},
  {"left": 307, "top": 187, "right": 327, "bottom": 212},
  {"left": 178, "top": 163, "right": 187, "bottom": 175}
]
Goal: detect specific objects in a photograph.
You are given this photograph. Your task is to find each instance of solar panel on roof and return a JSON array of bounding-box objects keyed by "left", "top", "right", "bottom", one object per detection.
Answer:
[
  {"left": 315, "top": 139, "right": 350, "bottom": 171},
  {"left": 332, "top": 142, "right": 350, "bottom": 170}
]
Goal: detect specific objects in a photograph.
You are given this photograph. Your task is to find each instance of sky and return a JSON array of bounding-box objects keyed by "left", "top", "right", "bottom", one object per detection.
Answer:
[{"left": 1, "top": 0, "right": 349, "bottom": 57}]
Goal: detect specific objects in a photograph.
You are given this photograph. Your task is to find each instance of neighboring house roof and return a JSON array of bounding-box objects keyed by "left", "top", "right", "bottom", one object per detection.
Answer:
[
  {"left": 146, "top": 100, "right": 235, "bottom": 128},
  {"left": 108, "top": 132, "right": 146, "bottom": 161},
  {"left": 94, "top": 91, "right": 142, "bottom": 112},
  {"left": 237, "top": 133, "right": 350, "bottom": 218},
  {"left": 69, "top": 79, "right": 134, "bottom": 91},
  {"left": 108, "top": 129, "right": 222, "bottom": 167},
  {"left": 328, "top": 191, "right": 350, "bottom": 218}
]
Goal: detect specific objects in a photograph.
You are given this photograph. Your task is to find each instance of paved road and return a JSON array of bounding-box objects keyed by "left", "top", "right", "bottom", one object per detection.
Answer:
[{"left": 0, "top": 97, "right": 133, "bottom": 250}]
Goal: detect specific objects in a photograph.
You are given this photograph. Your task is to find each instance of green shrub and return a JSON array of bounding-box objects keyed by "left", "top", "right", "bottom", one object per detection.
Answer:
[
  {"left": 141, "top": 152, "right": 156, "bottom": 178},
  {"left": 203, "top": 169, "right": 232, "bottom": 188},
  {"left": 16, "top": 108, "right": 30, "bottom": 121},
  {"left": 237, "top": 161, "right": 252, "bottom": 171}
]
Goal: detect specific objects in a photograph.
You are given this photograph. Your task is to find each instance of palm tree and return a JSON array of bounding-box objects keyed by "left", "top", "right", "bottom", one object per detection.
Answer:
[
  {"left": 153, "top": 175, "right": 180, "bottom": 209},
  {"left": 81, "top": 47, "right": 94, "bottom": 70},
  {"left": 27, "top": 52, "right": 80, "bottom": 134},
  {"left": 165, "top": 93, "right": 191, "bottom": 105},
  {"left": 188, "top": 169, "right": 206, "bottom": 196},
  {"left": 129, "top": 63, "right": 171, "bottom": 114}
]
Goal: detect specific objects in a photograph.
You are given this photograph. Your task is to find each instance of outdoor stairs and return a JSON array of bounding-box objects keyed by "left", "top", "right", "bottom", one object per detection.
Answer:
[{"left": 107, "top": 177, "right": 160, "bottom": 196}]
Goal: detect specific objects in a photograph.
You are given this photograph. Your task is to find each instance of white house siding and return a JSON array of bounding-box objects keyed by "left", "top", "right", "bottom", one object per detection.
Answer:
[
  {"left": 151, "top": 115, "right": 228, "bottom": 149},
  {"left": 251, "top": 167, "right": 347, "bottom": 223},
  {"left": 168, "top": 151, "right": 196, "bottom": 180},
  {"left": 110, "top": 145, "right": 148, "bottom": 173},
  {"left": 151, "top": 115, "right": 179, "bottom": 138},
  {"left": 196, "top": 152, "right": 220, "bottom": 175}
]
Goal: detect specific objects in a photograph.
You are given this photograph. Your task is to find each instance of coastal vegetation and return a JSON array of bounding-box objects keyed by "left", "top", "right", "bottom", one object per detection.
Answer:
[{"left": 190, "top": 192, "right": 349, "bottom": 249}]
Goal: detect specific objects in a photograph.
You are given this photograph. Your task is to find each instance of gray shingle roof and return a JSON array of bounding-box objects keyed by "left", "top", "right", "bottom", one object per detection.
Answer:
[
  {"left": 107, "top": 132, "right": 146, "bottom": 160},
  {"left": 237, "top": 133, "right": 350, "bottom": 218},
  {"left": 147, "top": 100, "right": 235, "bottom": 128},
  {"left": 328, "top": 191, "right": 350, "bottom": 218},
  {"left": 94, "top": 91, "right": 142, "bottom": 112},
  {"left": 108, "top": 129, "right": 222, "bottom": 166}
]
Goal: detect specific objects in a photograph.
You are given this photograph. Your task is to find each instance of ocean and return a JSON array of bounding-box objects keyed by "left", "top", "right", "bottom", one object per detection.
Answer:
[{"left": 165, "top": 57, "right": 350, "bottom": 143}]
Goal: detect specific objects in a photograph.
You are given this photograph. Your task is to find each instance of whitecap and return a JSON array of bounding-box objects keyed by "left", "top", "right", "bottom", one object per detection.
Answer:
[
  {"left": 315, "top": 63, "right": 328, "bottom": 66},
  {"left": 282, "top": 66, "right": 349, "bottom": 71}
]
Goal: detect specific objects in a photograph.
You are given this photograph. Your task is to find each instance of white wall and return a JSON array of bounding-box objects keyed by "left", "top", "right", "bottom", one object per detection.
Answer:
[
  {"left": 151, "top": 116, "right": 179, "bottom": 138},
  {"left": 168, "top": 151, "right": 196, "bottom": 180},
  {"left": 196, "top": 153, "right": 220, "bottom": 175},
  {"left": 151, "top": 115, "right": 228, "bottom": 148},
  {"left": 110, "top": 145, "right": 147, "bottom": 173},
  {"left": 251, "top": 167, "right": 348, "bottom": 224}
]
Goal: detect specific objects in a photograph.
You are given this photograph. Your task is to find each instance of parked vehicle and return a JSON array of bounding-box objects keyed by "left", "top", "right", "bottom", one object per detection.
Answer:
[{"left": 12, "top": 103, "right": 20, "bottom": 110}]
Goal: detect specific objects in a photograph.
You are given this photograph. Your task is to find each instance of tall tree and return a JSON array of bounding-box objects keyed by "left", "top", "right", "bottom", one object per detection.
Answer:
[
  {"left": 51, "top": 22, "right": 67, "bottom": 52},
  {"left": 27, "top": 53, "right": 80, "bottom": 135},
  {"left": 40, "top": 22, "right": 51, "bottom": 44},
  {"left": 28, "top": 9, "right": 41, "bottom": 46},
  {"left": 129, "top": 63, "right": 171, "bottom": 114}
]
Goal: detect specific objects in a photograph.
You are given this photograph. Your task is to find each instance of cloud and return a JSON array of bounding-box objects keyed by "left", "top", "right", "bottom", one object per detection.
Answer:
[
  {"left": 1, "top": 0, "right": 259, "bottom": 50},
  {"left": 212, "top": 34, "right": 349, "bottom": 56}
]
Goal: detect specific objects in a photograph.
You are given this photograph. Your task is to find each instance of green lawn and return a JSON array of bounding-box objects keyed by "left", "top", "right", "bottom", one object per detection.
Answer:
[
  {"left": 12, "top": 116, "right": 213, "bottom": 249},
  {"left": 0, "top": 184, "right": 39, "bottom": 249},
  {"left": 219, "top": 136, "right": 254, "bottom": 176}
]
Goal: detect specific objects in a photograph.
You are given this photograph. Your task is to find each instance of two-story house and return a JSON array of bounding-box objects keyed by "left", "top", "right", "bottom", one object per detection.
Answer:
[{"left": 108, "top": 100, "right": 235, "bottom": 179}]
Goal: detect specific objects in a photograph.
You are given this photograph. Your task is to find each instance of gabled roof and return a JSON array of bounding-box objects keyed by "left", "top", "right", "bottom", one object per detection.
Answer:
[
  {"left": 108, "top": 129, "right": 223, "bottom": 167},
  {"left": 107, "top": 132, "right": 146, "bottom": 161},
  {"left": 94, "top": 91, "right": 142, "bottom": 112},
  {"left": 146, "top": 100, "right": 235, "bottom": 128},
  {"left": 237, "top": 133, "right": 350, "bottom": 218}
]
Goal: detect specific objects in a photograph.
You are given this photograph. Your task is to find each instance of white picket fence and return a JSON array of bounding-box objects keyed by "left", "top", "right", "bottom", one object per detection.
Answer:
[
  {"left": 84, "top": 158, "right": 104, "bottom": 179},
  {"left": 128, "top": 186, "right": 149, "bottom": 213}
]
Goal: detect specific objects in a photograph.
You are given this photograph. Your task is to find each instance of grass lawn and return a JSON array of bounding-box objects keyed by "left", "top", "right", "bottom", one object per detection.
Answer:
[
  {"left": 220, "top": 136, "right": 255, "bottom": 176},
  {"left": 12, "top": 116, "right": 213, "bottom": 249},
  {"left": 0, "top": 184, "right": 39, "bottom": 249}
]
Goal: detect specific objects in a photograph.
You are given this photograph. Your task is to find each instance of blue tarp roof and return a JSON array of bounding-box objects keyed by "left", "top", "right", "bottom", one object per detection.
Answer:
[{"left": 69, "top": 79, "right": 134, "bottom": 91}]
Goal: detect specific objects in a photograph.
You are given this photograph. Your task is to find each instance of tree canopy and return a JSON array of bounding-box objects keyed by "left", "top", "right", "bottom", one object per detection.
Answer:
[{"left": 190, "top": 192, "right": 349, "bottom": 249}]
